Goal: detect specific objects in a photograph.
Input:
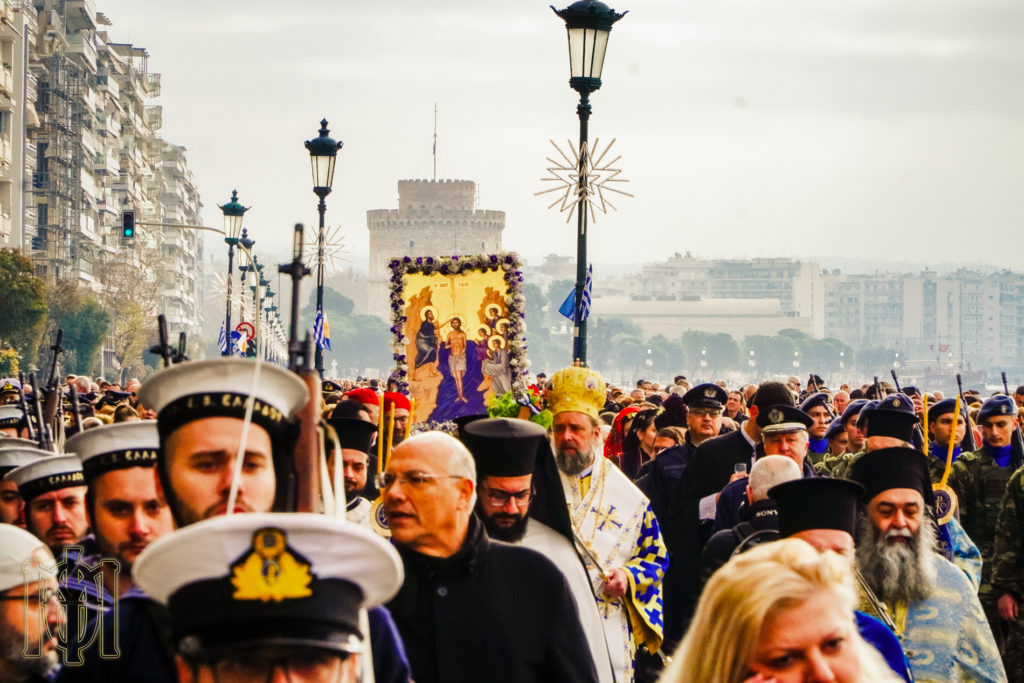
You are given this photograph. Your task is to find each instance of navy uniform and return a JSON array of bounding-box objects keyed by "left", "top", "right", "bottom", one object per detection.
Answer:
[
  {"left": 133, "top": 513, "right": 405, "bottom": 683},
  {"left": 56, "top": 422, "right": 169, "bottom": 682},
  {"left": 646, "top": 382, "right": 727, "bottom": 648},
  {"left": 0, "top": 445, "right": 45, "bottom": 526}
]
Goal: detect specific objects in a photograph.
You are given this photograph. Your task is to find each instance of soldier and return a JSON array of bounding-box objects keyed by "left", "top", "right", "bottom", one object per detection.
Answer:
[
  {"left": 5, "top": 456, "right": 90, "bottom": 555},
  {"left": 947, "top": 395, "right": 1020, "bottom": 636},
  {"left": 815, "top": 399, "right": 868, "bottom": 476},
  {"left": 993, "top": 465, "right": 1024, "bottom": 679},
  {"left": 798, "top": 392, "right": 834, "bottom": 466},
  {"left": 133, "top": 513, "right": 404, "bottom": 683},
  {"left": 925, "top": 398, "right": 967, "bottom": 483},
  {"left": 0, "top": 446, "right": 44, "bottom": 526}
]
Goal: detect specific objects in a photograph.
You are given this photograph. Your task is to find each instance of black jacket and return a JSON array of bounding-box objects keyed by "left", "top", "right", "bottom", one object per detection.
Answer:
[{"left": 387, "top": 515, "right": 598, "bottom": 683}]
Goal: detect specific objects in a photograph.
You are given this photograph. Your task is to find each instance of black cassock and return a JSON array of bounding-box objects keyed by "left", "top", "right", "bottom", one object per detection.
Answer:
[{"left": 388, "top": 514, "right": 598, "bottom": 683}]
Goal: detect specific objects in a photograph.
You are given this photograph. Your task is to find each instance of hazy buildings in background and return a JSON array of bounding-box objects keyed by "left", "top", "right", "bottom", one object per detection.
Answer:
[
  {"left": 2, "top": 0, "right": 203, "bottom": 340},
  {"left": 524, "top": 253, "right": 1024, "bottom": 372},
  {"left": 366, "top": 178, "right": 504, "bottom": 319}
]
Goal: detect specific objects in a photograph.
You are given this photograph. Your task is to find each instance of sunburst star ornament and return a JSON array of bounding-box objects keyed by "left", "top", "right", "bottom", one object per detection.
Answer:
[
  {"left": 304, "top": 224, "right": 349, "bottom": 275},
  {"left": 535, "top": 137, "right": 633, "bottom": 223}
]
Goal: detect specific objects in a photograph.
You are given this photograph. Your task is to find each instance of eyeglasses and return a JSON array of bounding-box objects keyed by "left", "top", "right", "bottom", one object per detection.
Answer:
[
  {"left": 207, "top": 650, "right": 347, "bottom": 683},
  {"left": 690, "top": 408, "right": 722, "bottom": 418},
  {"left": 0, "top": 586, "right": 60, "bottom": 607},
  {"left": 375, "top": 471, "right": 464, "bottom": 490},
  {"left": 481, "top": 486, "right": 535, "bottom": 507}
]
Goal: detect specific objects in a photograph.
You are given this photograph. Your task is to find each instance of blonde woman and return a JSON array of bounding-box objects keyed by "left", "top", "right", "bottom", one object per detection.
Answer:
[{"left": 660, "top": 539, "right": 902, "bottom": 683}]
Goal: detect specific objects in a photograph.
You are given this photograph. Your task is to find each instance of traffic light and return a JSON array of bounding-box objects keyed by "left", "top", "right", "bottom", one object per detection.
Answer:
[{"left": 121, "top": 210, "right": 136, "bottom": 239}]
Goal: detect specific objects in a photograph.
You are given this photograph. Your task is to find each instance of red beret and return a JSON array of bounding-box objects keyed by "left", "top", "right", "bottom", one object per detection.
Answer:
[
  {"left": 382, "top": 392, "right": 410, "bottom": 412},
  {"left": 345, "top": 388, "right": 379, "bottom": 406}
]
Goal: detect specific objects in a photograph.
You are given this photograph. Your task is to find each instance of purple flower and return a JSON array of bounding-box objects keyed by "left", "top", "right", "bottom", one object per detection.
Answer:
[
  {"left": 452, "top": 255, "right": 459, "bottom": 261},
  {"left": 416, "top": 257, "right": 423, "bottom": 265},
  {"left": 440, "top": 265, "right": 449, "bottom": 274},
  {"left": 403, "top": 256, "right": 412, "bottom": 263},
  {"left": 426, "top": 257, "right": 434, "bottom": 264},
  {"left": 490, "top": 255, "right": 498, "bottom": 263}
]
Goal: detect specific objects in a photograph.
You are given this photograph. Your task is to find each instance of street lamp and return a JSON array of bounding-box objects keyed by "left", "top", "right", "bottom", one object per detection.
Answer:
[
  {"left": 219, "top": 190, "right": 249, "bottom": 356},
  {"left": 552, "top": 0, "right": 626, "bottom": 365},
  {"left": 305, "top": 119, "right": 343, "bottom": 378}
]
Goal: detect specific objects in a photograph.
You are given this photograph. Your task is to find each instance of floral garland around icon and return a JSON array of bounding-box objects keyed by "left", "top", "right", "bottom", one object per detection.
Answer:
[{"left": 387, "top": 253, "right": 530, "bottom": 401}]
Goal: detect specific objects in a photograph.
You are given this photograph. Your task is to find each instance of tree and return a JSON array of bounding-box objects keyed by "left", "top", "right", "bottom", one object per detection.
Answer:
[
  {"left": 102, "top": 242, "right": 163, "bottom": 378},
  {"left": 681, "top": 330, "right": 738, "bottom": 378},
  {"left": 303, "top": 286, "right": 354, "bottom": 318},
  {"left": 43, "top": 283, "right": 111, "bottom": 375},
  {"left": 744, "top": 334, "right": 799, "bottom": 377},
  {"left": 0, "top": 249, "right": 47, "bottom": 368}
]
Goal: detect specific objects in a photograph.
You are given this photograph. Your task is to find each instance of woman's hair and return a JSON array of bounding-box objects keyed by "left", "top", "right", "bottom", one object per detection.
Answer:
[
  {"left": 661, "top": 538, "right": 897, "bottom": 683},
  {"left": 656, "top": 426, "right": 685, "bottom": 446},
  {"left": 622, "top": 408, "right": 660, "bottom": 451}
]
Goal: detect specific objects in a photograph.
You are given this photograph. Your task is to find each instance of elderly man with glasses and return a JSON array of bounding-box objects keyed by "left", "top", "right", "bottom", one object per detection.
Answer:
[{"left": 381, "top": 431, "right": 598, "bottom": 683}]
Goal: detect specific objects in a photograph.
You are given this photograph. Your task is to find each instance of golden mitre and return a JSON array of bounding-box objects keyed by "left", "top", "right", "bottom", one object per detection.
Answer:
[{"left": 547, "top": 365, "right": 606, "bottom": 418}]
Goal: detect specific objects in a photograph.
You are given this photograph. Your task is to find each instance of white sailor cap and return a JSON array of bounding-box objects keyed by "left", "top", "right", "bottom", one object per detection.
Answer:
[
  {"left": 0, "top": 524, "right": 55, "bottom": 592},
  {"left": 0, "top": 446, "right": 51, "bottom": 477},
  {"left": 133, "top": 512, "right": 404, "bottom": 656},
  {"left": 0, "top": 437, "right": 43, "bottom": 450},
  {"left": 0, "top": 404, "right": 26, "bottom": 429},
  {"left": 137, "top": 358, "right": 308, "bottom": 440},
  {"left": 5, "top": 455, "right": 85, "bottom": 501},
  {"left": 66, "top": 421, "right": 160, "bottom": 480}
]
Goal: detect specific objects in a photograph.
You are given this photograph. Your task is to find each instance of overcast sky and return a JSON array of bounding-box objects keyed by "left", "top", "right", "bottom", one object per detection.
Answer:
[{"left": 98, "top": 0, "right": 1024, "bottom": 273}]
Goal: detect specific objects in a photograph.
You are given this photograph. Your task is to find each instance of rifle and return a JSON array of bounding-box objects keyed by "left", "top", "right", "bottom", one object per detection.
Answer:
[
  {"left": 148, "top": 315, "right": 175, "bottom": 368},
  {"left": 873, "top": 376, "right": 882, "bottom": 400},
  {"left": 28, "top": 373, "right": 53, "bottom": 452},
  {"left": 16, "top": 372, "right": 36, "bottom": 442},
  {"left": 889, "top": 369, "right": 902, "bottom": 395},
  {"left": 956, "top": 373, "right": 977, "bottom": 451},
  {"left": 278, "top": 224, "right": 319, "bottom": 513},
  {"left": 68, "top": 386, "right": 83, "bottom": 435},
  {"left": 42, "top": 329, "right": 64, "bottom": 437},
  {"left": 174, "top": 332, "right": 189, "bottom": 364},
  {"left": 1001, "top": 372, "right": 1024, "bottom": 470}
]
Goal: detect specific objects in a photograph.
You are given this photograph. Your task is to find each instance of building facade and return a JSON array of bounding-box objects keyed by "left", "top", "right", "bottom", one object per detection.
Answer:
[{"left": 366, "top": 178, "right": 504, "bottom": 319}]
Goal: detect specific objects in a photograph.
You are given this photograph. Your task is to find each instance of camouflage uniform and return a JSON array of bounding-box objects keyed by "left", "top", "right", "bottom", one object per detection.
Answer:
[{"left": 992, "top": 467, "right": 1024, "bottom": 679}]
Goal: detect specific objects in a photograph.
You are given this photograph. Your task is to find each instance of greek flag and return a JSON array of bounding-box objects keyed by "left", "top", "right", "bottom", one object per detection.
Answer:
[
  {"left": 217, "top": 321, "right": 227, "bottom": 353},
  {"left": 558, "top": 264, "right": 593, "bottom": 322},
  {"left": 313, "top": 307, "right": 332, "bottom": 351}
]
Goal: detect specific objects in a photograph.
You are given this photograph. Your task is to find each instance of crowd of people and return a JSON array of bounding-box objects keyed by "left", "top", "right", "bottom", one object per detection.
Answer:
[{"left": 0, "top": 362, "right": 1022, "bottom": 682}]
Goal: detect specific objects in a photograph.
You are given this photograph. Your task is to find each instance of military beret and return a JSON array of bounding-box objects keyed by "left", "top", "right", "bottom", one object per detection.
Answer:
[
  {"left": 840, "top": 399, "right": 869, "bottom": 426},
  {"left": 927, "top": 398, "right": 958, "bottom": 423},
  {"left": 825, "top": 419, "right": 846, "bottom": 440},
  {"left": 682, "top": 383, "right": 727, "bottom": 409},
  {"left": 978, "top": 395, "right": 1017, "bottom": 423},
  {"left": 861, "top": 394, "right": 918, "bottom": 442},
  {"left": 799, "top": 392, "right": 833, "bottom": 415}
]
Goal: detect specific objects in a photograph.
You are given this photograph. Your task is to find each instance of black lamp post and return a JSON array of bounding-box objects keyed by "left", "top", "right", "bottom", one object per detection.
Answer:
[
  {"left": 305, "top": 119, "right": 343, "bottom": 378},
  {"left": 219, "top": 190, "right": 249, "bottom": 356},
  {"left": 552, "top": 0, "right": 625, "bottom": 365}
]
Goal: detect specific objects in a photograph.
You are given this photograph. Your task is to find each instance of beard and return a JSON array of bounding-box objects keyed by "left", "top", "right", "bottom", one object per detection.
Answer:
[
  {"left": 479, "top": 509, "right": 530, "bottom": 543},
  {"left": 554, "top": 440, "right": 596, "bottom": 476},
  {"left": 0, "top": 617, "right": 60, "bottom": 679},
  {"left": 856, "top": 511, "right": 937, "bottom": 604}
]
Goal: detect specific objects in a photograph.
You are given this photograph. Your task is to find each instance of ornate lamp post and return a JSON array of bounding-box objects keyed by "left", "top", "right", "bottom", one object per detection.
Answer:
[
  {"left": 305, "top": 119, "right": 343, "bottom": 378},
  {"left": 219, "top": 190, "right": 249, "bottom": 355},
  {"left": 552, "top": 0, "right": 626, "bottom": 365}
]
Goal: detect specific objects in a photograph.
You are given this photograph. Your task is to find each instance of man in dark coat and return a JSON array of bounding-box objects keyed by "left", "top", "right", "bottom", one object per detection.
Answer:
[
  {"left": 382, "top": 431, "right": 598, "bottom": 683},
  {"left": 663, "top": 381, "right": 794, "bottom": 639}
]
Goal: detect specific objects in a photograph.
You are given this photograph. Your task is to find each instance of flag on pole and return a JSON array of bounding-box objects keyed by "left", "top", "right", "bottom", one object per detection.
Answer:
[
  {"left": 218, "top": 321, "right": 227, "bottom": 353},
  {"left": 558, "top": 264, "right": 593, "bottom": 322},
  {"left": 314, "top": 307, "right": 332, "bottom": 351}
]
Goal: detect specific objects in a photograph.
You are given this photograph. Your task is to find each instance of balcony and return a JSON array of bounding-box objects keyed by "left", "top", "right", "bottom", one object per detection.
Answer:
[
  {"left": 145, "top": 105, "right": 162, "bottom": 130},
  {"left": 67, "top": 32, "right": 98, "bottom": 73},
  {"left": 146, "top": 73, "right": 161, "bottom": 97},
  {"left": 0, "top": 137, "right": 11, "bottom": 167},
  {"left": 0, "top": 64, "right": 10, "bottom": 98},
  {"left": 0, "top": 212, "right": 10, "bottom": 241},
  {"left": 64, "top": 0, "right": 97, "bottom": 32},
  {"left": 0, "top": 0, "right": 12, "bottom": 26},
  {"left": 92, "top": 152, "right": 118, "bottom": 175}
]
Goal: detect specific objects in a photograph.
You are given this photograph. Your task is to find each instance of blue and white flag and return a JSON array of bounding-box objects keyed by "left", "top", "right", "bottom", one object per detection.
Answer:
[
  {"left": 313, "top": 307, "right": 332, "bottom": 351},
  {"left": 217, "top": 321, "right": 227, "bottom": 353},
  {"left": 558, "top": 264, "right": 593, "bottom": 322}
]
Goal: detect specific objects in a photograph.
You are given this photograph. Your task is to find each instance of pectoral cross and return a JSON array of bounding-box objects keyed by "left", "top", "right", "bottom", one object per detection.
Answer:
[{"left": 591, "top": 504, "right": 622, "bottom": 531}]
